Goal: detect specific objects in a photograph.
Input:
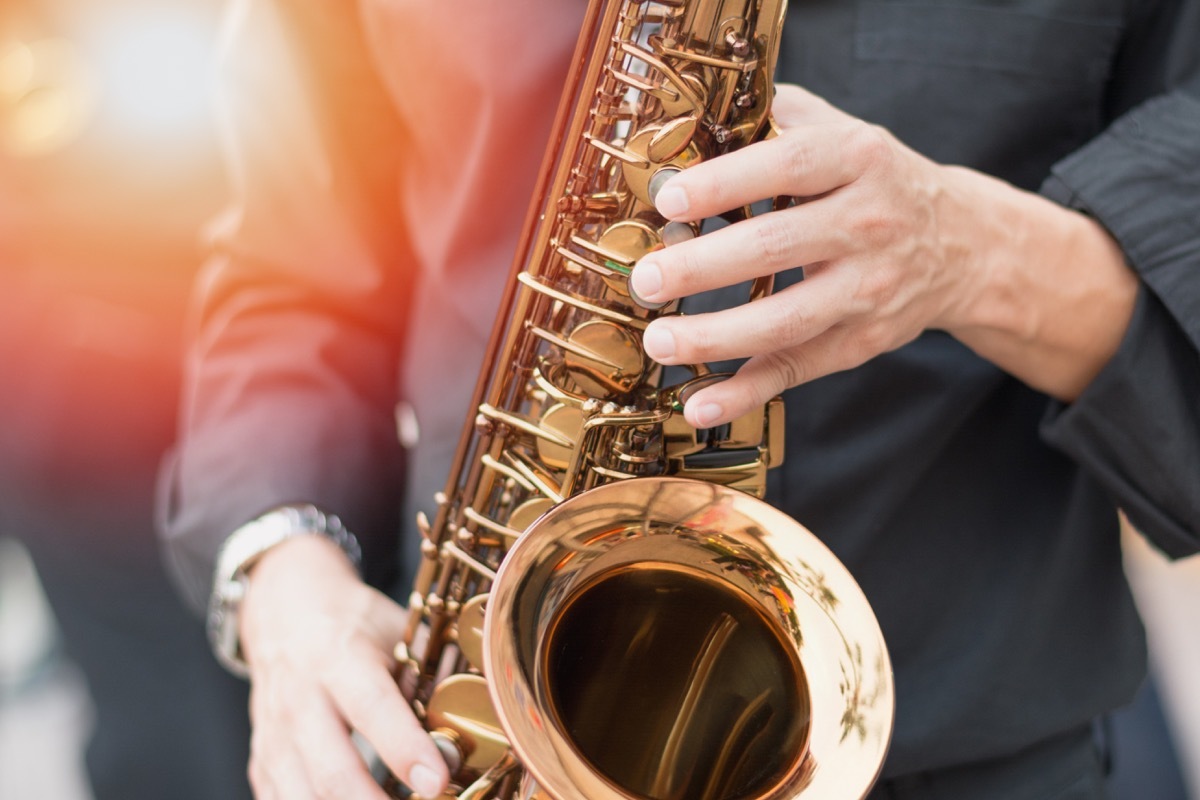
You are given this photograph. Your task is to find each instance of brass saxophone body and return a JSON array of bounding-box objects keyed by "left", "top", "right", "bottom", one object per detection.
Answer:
[{"left": 396, "top": 2, "right": 893, "bottom": 798}]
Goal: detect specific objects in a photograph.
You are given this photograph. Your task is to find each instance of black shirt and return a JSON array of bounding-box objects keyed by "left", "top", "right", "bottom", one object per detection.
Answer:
[
  {"left": 761, "top": 0, "right": 1200, "bottom": 774},
  {"left": 160, "top": 0, "right": 1200, "bottom": 781}
]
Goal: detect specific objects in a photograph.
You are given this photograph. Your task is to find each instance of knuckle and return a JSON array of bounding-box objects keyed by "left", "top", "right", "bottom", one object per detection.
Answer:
[
  {"left": 773, "top": 294, "right": 813, "bottom": 346},
  {"left": 848, "top": 206, "right": 891, "bottom": 245},
  {"left": 311, "top": 764, "right": 356, "bottom": 799},
  {"left": 760, "top": 351, "right": 804, "bottom": 393},
  {"left": 856, "top": 321, "right": 892, "bottom": 359},
  {"left": 315, "top": 648, "right": 357, "bottom": 688},
  {"left": 341, "top": 675, "right": 390, "bottom": 718},
  {"left": 706, "top": 165, "right": 745, "bottom": 214},
  {"left": 856, "top": 265, "right": 896, "bottom": 308},
  {"left": 853, "top": 122, "right": 892, "bottom": 163},
  {"left": 671, "top": 246, "right": 705, "bottom": 295},
  {"left": 675, "top": 320, "right": 714, "bottom": 362},
  {"left": 265, "top": 677, "right": 309, "bottom": 726},
  {"left": 779, "top": 133, "right": 816, "bottom": 181},
  {"left": 844, "top": 122, "right": 893, "bottom": 175},
  {"left": 752, "top": 215, "right": 798, "bottom": 269},
  {"left": 662, "top": 242, "right": 705, "bottom": 298}
]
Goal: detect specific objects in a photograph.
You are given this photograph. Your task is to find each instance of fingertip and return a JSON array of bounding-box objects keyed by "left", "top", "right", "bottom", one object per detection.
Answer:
[
  {"left": 685, "top": 397, "right": 727, "bottom": 429},
  {"left": 654, "top": 184, "right": 690, "bottom": 219},
  {"left": 630, "top": 258, "right": 663, "bottom": 302},
  {"left": 369, "top": 732, "right": 448, "bottom": 800},
  {"left": 642, "top": 323, "right": 676, "bottom": 363},
  {"left": 408, "top": 761, "right": 448, "bottom": 799},
  {"left": 382, "top": 723, "right": 453, "bottom": 798}
]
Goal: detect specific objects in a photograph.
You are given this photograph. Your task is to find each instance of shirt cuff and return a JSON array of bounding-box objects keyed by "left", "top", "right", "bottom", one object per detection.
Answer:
[
  {"left": 1039, "top": 90, "right": 1200, "bottom": 347},
  {"left": 1041, "top": 285, "right": 1200, "bottom": 559}
]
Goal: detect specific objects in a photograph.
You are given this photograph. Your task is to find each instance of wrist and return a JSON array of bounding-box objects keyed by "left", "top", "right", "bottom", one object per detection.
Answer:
[
  {"left": 933, "top": 166, "right": 1034, "bottom": 338},
  {"left": 207, "top": 504, "right": 362, "bottom": 677},
  {"left": 939, "top": 167, "right": 1137, "bottom": 400}
]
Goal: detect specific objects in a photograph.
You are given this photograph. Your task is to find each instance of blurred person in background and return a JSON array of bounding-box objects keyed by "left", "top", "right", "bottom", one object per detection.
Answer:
[
  {"left": 0, "top": 0, "right": 252, "bottom": 797},
  {"left": 158, "top": 1, "right": 1199, "bottom": 800}
]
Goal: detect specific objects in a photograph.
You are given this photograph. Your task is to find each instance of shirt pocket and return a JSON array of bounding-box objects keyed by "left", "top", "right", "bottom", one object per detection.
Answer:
[{"left": 849, "top": 1, "right": 1124, "bottom": 187}]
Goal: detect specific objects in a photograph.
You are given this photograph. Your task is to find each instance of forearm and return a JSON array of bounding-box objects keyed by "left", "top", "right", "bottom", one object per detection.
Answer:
[{"left": 939, "top": 166, "right": 1139, "bottom": 402}]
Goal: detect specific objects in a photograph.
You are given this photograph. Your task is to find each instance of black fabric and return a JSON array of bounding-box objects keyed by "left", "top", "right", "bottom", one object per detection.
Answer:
[
  {"left": 0, "top": 167, "right": 252, "bottom": 800},
  {"left": 868, "top": 723, "right": 1108, "bottom": 800},
  {"left": 764, "top": 0, "right": 1200, "bottom": 777},
  {"left": 15, "top": 512, "right": 253, "bottom": 800},
  {"left": 159, "top": 0, "right": 1200, "bottom": 791}
]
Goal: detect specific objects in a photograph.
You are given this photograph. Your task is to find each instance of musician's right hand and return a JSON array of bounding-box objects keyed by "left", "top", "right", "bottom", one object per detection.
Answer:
[{"left": 238, "top": 534, "right": 450, "bottom": 800}]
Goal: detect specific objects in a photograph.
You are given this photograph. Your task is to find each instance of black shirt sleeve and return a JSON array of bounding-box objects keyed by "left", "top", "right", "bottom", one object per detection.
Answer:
[
  {"left": 1038, "top": 24, "right": 1200, "bottom": 558},
  {"left": 157, "top": 0, "right": 412, "bottom": 612}
]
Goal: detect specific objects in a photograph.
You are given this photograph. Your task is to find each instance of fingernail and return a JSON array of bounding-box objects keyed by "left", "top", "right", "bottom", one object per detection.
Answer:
[
  {"left": 631, "top": 259, "right": 663, "bottom": 301},
  {"left": 693, "top": 402, "right": 724, "bottom": 427},
  {"left": 409, "top": 764, "right": 443, "bottom": 799},
  {"left": 642, "top": 325, "right": 676, "bottom": 361},
  {"left": 655, "top": 186, "right": 689, "bottom": 218}
]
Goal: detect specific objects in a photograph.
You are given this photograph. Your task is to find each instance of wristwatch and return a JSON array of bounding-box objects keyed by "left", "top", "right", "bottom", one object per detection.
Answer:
[{"left": 207, "top": 504, "right": 362, "bottom": 678}]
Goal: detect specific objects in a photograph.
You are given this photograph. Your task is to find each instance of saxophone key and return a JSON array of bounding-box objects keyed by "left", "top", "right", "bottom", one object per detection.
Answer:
[{"left": 426, "top": 674, "right": 510, "bottom": 772}]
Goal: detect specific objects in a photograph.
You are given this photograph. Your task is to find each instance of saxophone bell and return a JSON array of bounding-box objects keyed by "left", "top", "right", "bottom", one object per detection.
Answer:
[{"left": 486, "top": 477, "right": 892, "bottom": 800}]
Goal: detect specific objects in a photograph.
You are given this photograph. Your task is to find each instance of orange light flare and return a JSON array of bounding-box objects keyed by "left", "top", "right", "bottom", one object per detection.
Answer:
[
  {"left": 2, "top": 3, "right": 222, "bottom": 163},
  {"left": 0, "top": 2, "right": 226, "bottom": 508},
  {"left": 1, "top": 2, "right": 226, "bottom": 264},
  {"left": 80, "top": 5, "right": 219, "bottom": 149}
]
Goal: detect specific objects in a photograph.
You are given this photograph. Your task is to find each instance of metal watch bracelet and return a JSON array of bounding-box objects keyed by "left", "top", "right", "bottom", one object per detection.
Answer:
[{"left": 207, "top": 504, "right": 362, "bottom": 678}]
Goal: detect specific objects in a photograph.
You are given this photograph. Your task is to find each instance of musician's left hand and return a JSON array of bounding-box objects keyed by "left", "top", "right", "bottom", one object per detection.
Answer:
[{"left": 631, "top": 84, "right": 1136, "bottom": 426}]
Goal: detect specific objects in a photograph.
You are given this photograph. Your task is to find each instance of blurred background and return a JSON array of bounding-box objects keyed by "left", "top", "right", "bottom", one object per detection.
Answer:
[
  {"left": 0, "top": 0, "right": 252, "bottom": 798},
  {"left": 0, "top": 1, "right": 1195, "bottom": 799}
]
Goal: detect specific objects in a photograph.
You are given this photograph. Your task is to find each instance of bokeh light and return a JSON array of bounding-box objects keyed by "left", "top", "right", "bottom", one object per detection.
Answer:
[
  {"left": 0, "top": 4, "right": 219, "bottom": 160},
  {"left": 0, "top": 37, "right": 94, "bottom": 158},
  {"left": 86, "top": 7, "right": 214, "bottom": 139}
]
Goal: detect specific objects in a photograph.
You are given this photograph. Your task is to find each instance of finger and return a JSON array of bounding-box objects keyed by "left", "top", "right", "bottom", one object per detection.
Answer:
[
  {"left": 249, "top": 676, "right": 331, "bottom": 800},
  {"left": 653, "top": 119, "right": 873, "bottom": 221},
  {"left": 258, "top": 746, "right": 318, "bottom": 800},
  {"left": 771, "top": 84, "right": 849, "bottom": 127},
  {"left": 294, "top": 691, "right": 396, "bottom": 800},
  {"left": 324, "top": 641, "right": 449, "bottom": 799},
  {"left": 356, "top": 587, "right": 411, "bottom": 649},
  {"left": 249, "top": 711, "right": 319, "bottom": 800},
  {"left": 250, "top": 648, "right": 422, "bottom": 800},
  {"left": 630, "top": 200, "right": 849, "bottom": 304},
  {"left": 680, "top": 326, "right": 867, "bottom": 427},
  {"left": 641, "top": 268, "right": 859, "bottom": 366}
]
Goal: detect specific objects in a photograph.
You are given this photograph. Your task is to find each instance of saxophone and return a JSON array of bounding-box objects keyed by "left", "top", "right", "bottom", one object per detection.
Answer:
[{"left": 392, "top": 2, "right": 893, "bottom": 797}]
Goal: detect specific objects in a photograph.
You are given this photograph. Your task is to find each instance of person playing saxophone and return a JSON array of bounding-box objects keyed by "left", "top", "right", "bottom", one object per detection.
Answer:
[{"left": 160, "top": 1, "right": 1200, "bottom": 798}]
